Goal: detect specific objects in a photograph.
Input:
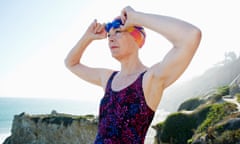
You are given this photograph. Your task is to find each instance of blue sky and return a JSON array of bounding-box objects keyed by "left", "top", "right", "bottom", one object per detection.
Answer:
[
  {"left": 1, "top": 0, "right": 239, "bottom": 101},
  {"left": 0, "top": 1, "right": 89, "bottom": 75}
]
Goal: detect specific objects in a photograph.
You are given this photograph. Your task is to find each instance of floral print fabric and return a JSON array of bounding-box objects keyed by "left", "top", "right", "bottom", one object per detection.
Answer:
[{"left": 94, "top": 71, "right": 155, "bottom": 144}]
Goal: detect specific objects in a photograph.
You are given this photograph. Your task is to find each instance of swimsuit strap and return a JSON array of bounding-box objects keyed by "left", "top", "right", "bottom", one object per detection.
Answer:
[{"left": 105, "top": 71, "right": 118, "bottom": 91}]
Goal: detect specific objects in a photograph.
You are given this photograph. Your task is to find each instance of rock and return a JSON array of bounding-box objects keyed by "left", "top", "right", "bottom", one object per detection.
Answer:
[
  {"left": 221, "top": 118, "right": 240, "bottom": 131},
  {"left": 3, "top": 112, "right": 98, "bottom": 144}
]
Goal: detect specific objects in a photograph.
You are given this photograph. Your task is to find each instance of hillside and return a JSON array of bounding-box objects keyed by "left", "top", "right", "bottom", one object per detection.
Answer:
[
  {"left": 159, "top": 51, "right": 240, "bottom": 112},
  {"left": 153, "top": 71, "right": 240, "bottom": 144}
]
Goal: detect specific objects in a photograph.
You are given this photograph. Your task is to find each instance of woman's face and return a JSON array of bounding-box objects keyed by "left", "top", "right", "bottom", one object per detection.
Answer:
[{"left": 107, "top": 28, "right": 138, "bottom": 60}]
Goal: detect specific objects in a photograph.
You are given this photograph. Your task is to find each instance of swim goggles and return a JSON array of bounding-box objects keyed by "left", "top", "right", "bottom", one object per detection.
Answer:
[
  {"left": 105, "top": 19, "right": 145, "bottom": 36},
  {"left": 105, "top": 19, "right": 123, "bottom": 32}
]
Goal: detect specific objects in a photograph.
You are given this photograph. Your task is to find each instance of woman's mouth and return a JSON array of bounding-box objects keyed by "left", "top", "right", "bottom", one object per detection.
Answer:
[{"left": 110, "top": 46, "right": 118, "bottom": 49}]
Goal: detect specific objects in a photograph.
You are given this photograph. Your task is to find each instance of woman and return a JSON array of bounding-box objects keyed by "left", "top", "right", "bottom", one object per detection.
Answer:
[{"left": 65, "top": 6, "right": 201, "bottom": 144}]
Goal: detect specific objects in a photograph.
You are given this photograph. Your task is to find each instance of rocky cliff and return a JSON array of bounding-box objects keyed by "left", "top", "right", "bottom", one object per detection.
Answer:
[{"left": 3, "top": 111, "right": 98, "bottom": 144}]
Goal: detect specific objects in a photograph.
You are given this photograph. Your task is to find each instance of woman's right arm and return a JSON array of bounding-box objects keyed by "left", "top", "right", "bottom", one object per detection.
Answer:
[{"left": 64, "top": 20, "right": 113, "bottom": 88}]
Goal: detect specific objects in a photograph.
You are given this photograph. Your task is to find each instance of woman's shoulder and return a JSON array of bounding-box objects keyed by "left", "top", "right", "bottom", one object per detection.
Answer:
[{"left": 101, "top": 69, "right": 117, "bottom": 90}]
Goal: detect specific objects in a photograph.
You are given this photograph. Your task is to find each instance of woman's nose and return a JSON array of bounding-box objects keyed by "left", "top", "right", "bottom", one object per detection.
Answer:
[{"left": 108, "top": 34, "right": 115, "bottom": 42}]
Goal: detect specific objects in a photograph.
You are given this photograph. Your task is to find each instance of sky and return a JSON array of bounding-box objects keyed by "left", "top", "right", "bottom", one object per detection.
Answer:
[{"left": 0, "top": 0, "right": 240, "bottom": 103}]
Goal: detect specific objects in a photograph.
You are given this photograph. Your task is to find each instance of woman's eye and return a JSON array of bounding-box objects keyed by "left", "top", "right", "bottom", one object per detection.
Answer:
[
  {"left": 107, "top": 30, "right": 122, "bottom": 38},
  {"left": 115, "top": 30, "right": 121, "bottom": 34}
]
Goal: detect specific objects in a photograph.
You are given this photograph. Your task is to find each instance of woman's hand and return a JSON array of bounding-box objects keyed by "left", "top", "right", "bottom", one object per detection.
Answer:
[
  {"left": 120, "top": 6, "right": 137, "bottom": 30},
  {"left": 84, "top": 19, "right": 107, "bottom": 41}
]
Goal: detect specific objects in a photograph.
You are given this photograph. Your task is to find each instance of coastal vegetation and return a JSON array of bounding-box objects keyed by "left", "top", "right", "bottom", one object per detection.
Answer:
[
  {"left": 154, "top": 52, "right": 240, "bottom": 144},
  {"left": 154, "top": 87, "right": 240, "bottom": 144},
  {"left": 30, "top": 111, "right": 96, "bottom": 127}
]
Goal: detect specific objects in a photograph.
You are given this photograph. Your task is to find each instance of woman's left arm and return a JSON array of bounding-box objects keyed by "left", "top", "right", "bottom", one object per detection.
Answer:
[{"left": 121, "top": 6, "right": 202, "bottom": 89}]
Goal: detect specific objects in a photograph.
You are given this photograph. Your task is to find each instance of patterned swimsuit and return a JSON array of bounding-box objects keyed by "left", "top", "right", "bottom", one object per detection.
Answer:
[{"left": 94, "top": 71, "right": 155, "bottom": 144}]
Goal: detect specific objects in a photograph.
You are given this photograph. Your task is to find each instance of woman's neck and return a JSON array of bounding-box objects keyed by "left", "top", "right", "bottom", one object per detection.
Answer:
[{"left": 119, "top": 58, "right": 147, "bottom": 76}]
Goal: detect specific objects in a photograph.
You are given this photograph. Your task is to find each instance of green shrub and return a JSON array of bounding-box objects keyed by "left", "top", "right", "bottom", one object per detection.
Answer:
[
  {"left": 209, "top": 86, "right": 229, "bottom": 103},
  {"left": 217, "top": 86, "right": 229, "bottom": 96},
  {"left": 197, "top": 102, "right": 236, "bottom": 133},
  {"left": 178, "top": 97, "right": 205, "bottom": 111},
  {"left": 153, "top": 122, "right": 164, "bottom": 144},
  {"left": 160, "top": 112, "right": 196, "bottom": 144},
  {"left": 187, "top": 138, "right": 194, "bottom": 144},
  {"left": 192, "top": 104, "right": 212, "bottom": 125},
  {"left": 214, "top": 129, "right": 240, "bottom": 144}
]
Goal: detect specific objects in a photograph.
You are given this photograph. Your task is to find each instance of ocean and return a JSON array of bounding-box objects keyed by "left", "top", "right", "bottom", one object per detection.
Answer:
[{"left": 0, "top": 97, "right": 169, "bottom": 143}]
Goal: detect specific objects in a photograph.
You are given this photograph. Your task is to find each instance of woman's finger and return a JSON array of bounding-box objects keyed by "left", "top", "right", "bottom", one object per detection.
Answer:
[
  {"left": 121, "top": 9, "right": 127, "bottom": 24},
  {"left": 96, "top": 24, "right": 104, "bottom": 33}
]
